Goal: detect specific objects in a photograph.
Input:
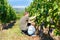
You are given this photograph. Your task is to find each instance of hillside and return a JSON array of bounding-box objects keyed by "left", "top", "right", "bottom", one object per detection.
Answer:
[{"left": 13, "top": 8, "right": 25, "bottom": 13}]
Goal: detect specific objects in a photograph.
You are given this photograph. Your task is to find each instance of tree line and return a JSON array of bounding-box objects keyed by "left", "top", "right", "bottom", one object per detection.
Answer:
[
  {"left": 26, "top": 0, "right": 60, "bottom": 36},
  {"left": 0, "top": 0, "right": 16, "bottom": 24}
]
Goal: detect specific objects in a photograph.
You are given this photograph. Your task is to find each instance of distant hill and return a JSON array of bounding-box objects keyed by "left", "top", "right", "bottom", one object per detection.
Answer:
[{"left": 13, "top": 8, "right": 25, "bottom": 13}]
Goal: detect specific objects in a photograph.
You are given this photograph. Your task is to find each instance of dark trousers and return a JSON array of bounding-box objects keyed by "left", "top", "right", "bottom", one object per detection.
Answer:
[
  {"left": 21, "top": 30, "right": 28, "bottom": 35},
  {"left": 21, "top": 30, "right": 33, "bottom": 36}
]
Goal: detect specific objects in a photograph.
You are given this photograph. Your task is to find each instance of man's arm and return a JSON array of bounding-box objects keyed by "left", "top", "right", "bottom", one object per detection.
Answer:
[
  {"left": 28, "top": 16, "right": 36, "bottom": 23},
  {"left": 29, "top": 16, "right": 36, "bottom": 20}
]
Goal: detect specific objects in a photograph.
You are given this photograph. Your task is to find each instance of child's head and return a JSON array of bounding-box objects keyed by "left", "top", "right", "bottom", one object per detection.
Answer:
[{"left": 31, "top": 22, "right": 35, "bottom": 26}]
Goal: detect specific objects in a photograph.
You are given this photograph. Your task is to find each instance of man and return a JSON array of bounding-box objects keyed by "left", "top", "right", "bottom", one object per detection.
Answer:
[{"left": 20, "top": 12, "right": 29, "bottom": 34}]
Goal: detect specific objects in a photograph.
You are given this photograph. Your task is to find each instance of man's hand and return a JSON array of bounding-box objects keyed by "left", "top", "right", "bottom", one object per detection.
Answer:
[{"left": 29, "top": 16, "right": 36, "bottom": 20}]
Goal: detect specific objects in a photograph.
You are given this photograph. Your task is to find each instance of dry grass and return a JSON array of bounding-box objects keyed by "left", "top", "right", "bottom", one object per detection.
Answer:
[{"left": 0, "top": 20, "right": 40, "bottom": 40}]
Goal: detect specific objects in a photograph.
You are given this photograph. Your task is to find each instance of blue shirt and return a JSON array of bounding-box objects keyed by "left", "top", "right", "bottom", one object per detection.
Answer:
[{"left": 28, "top": 25, "right": 35, "bottom": 35}]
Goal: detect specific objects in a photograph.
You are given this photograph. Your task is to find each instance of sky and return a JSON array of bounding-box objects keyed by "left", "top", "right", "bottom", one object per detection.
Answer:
[{"left": 8, "top": 0, "right": 33, "bottom": 8}]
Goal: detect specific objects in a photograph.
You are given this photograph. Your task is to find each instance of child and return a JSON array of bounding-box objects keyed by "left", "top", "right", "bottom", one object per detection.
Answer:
[{"left": 27, "top": 22, "right": 36, "bottom": 36}]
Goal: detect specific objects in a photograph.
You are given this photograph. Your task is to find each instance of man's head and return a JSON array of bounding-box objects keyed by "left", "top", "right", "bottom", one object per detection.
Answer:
[{"left": 24, "top": 12, "right": 29, "bottom": 16}]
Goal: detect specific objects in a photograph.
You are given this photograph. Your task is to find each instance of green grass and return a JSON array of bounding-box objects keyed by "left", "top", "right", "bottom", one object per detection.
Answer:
[
  {"left": 0, "top": 20, "right": 36, "bottom": 40},
  {"left": 16, "top": 11, "right": 24, "bottom": 20},
  {"left": 7, "top": 20, "right": 23, "bottom": 36},
  {"left": 0, "top": 20, "right": 25, "bottom": 40}
]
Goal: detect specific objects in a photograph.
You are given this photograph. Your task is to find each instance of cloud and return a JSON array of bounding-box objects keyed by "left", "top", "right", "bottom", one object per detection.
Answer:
[{"left": 12, "top": 6, "right": 27, "bottom": 8}]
